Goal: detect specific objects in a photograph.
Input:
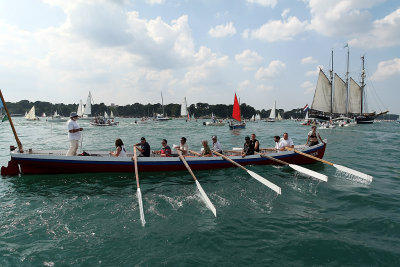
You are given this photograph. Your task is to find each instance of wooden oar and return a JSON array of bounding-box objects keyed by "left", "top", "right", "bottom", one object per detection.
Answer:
[
  {"left": 258, "top": 153, "right": 328, "bottom": 182},
  {"left": 133, "top": 145, "right": 146, "bottom": 226},
  {"left": 212, "top": 151, "right": 281, "bottom": 195},
  {"left": 285, "top": 147, "right": 373, "bottom": 182},
  {"left": 189, "top": 150, "right": 201, "bottom": 156},
  {"left": 176, "top": 149, "right": 217, "bottom": 217}
]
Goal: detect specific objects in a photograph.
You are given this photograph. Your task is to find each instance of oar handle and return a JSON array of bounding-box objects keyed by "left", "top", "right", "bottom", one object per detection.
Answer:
[
  {"left": 133, "top": 145, "right": 140, "bottom": 188},
  {"left": 285, "top": 147, "right": 333, "bottom": 166},
  {"left": 189, "top": 150, "right": 201, "bottom": 156},
  {"left": 212, "top": 151, "right": 247, "bottom": 171},
  {"left": 258, "top": 153, "right": 288, "bottom": 165}
]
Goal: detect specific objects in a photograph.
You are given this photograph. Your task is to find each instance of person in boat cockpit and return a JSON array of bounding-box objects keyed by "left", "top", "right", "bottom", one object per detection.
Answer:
[
  {"left": 154, "top": 139, "right": 171, "bottom": 157},
  {"left": 306, "top": 126, "right": 325, "bottom": 146},
  {"left": 176, "top": 137, "right": 188, "bottom": 155},
  {"left": 211, "top": 135, "right": 222, "bottom": 153},
  {"left": 66, "top": 112, "right": 83, "bottom": 156},
  {"left": 242, "top": 136, "right": 255, "bottom": 158},
  {"left": 250, "top": 133, "right": 260, "bottom": 153},
  {"left": 135, "top": 137, "right": 150, "bottom": 157},
  {"left": 278, "top": 133, "right": 294, "bottom": 151},
  {"left": 110, "top": 138, "right": 127, "bottom": 157},
  {"left": 201, "top": 140, "right": 212, "bottom": 157}
]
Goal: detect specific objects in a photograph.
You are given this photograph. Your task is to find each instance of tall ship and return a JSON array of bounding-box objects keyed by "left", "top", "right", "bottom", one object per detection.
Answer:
[{"left": 310, "top": 48, "right": 388, "bottom": 124}]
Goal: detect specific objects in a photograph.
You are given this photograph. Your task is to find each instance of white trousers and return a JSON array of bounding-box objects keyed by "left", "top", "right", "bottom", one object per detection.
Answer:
[{"left": 67, "top": 140, "right": 79, "bottom": 156}]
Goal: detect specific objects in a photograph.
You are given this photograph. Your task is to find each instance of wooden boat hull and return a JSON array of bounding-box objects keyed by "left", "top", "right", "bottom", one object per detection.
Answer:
[{"left": 1, "top": 143, "right": 327, "bottom": 176}]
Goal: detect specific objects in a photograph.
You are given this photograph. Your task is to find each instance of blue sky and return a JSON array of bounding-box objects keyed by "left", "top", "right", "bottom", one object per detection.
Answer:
[{"left": 0, "top": 0, "right": 399, "bottom": 114}]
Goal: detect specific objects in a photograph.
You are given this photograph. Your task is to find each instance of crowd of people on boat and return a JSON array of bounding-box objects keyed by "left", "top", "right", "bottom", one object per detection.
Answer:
[{"left": 66, "top": 112, "right": 324, "bottom": 158}]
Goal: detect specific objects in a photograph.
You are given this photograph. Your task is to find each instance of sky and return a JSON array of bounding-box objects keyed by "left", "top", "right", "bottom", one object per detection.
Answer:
[{"left": 0, "top": 0, "right": 399, "bottom": 114}]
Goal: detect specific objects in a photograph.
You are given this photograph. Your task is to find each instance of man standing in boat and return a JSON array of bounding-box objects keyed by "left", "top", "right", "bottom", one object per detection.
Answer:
[{"left": 66, "top": 112, "right": 83, "bottom": 156}]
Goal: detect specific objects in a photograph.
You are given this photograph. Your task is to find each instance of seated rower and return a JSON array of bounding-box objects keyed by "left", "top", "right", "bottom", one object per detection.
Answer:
[
  {"left": 176, "top": 137, "right": 189, "bottom": 155},
  {"left": 250, "top": 133, "right": 260, "bottom": 153},
  {"left": 274, "top": 136, "right": 283, "bottom": 151},
  {"left": 278, "top": 133, "right": 294, "bottom": 151},
  {"left": 241, "top": 136, "right": 255, "bottom": 158},
  {"left": 201, "top": 140, "right": 212, "bottom": 157},
  {"left": 135, "top": 137, "right": 151, "bottom": 157},
  {"left": 211, "top": 135, "right": 222, "bottom": 153},
  {"left": 154, "top": 139, "right": 171, "bottom": 157},
  {"left": 109, "top": 138, "right": 127, "bottom": 157},
  {"left": 306, "top": 126, "right": 325, "bottom": 146}
]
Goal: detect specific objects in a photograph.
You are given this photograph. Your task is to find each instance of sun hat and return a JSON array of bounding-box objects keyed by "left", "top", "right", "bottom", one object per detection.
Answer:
[{"left": 70, "top": 112, "right": 78, "bottom": 118}]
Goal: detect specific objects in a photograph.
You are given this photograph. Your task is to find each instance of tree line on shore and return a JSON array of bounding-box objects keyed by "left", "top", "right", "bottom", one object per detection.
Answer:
[{"left": 4, "top": 100, "right": 398, "bottom": 120}]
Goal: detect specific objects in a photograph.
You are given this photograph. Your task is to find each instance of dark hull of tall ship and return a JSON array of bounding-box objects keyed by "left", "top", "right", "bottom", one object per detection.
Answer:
[
  {"left": 356, "top": 115, "right": 374, "bottom": 124},
  {"left": 309, "top": 111, "right": 330, "bottom": 121}
]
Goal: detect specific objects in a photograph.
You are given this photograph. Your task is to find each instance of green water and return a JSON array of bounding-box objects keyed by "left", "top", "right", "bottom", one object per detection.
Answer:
[{"left": 1, "top": 118, "right": 399, "bottom": 266}]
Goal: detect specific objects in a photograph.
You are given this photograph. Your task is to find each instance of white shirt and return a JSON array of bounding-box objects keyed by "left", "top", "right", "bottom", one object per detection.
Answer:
[
  {"left": 180, "top": 143, "right": 188, "bottom": 154},
  {"left": 118, "top": 145, "right": 127, "bottom": 157},
  {"left": 67, "top": 119, "right": 81, "bottom": 141},
  {"left": 212, "top": 141, "right": 222, "bottom": 152},
  {"left": 279, "top": 137, "right": 294, "bottom": 148}
]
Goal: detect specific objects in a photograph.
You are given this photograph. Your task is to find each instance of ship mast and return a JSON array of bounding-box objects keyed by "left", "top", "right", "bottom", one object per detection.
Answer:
[
  {"left": 360, "top": 55, "right": 366, "bottom": 115},
  {"left": 345, "top": 45, "right": 350, "bottom": 115},
  {"left": 330, "top": 50, "right": 334, "bottom": 114}
]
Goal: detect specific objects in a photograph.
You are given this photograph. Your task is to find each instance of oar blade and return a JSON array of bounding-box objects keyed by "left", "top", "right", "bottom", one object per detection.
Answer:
[
  {"left": 333, "top": 164, "right": 373, "bottom": 182},
  {"left": 137, "top": 188, "right": 146, "bottom": 226},
  {"left": 288, "top": 164, "right": 328, "bottom": 182},
  {"left": 195, "top": 180, "right": 217, "bottom": 217},
  {"left": 247, "top": 170, "right": 281, "bottom": 195}
]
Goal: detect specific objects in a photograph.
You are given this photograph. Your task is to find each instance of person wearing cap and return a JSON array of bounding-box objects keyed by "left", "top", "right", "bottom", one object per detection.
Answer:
[
  {"left": 211, "top": 135, "right": 222, "bottom": 153},
  {"left": 241, "top": 136, "right": 255, "bottom": 158},
  {"left": 135, "top": 137, "right": 151, "bottom": 157},
  {"left": 176, "top": 137, "right": 188, "bottom": 155},
  {"left": 66, "top": 112, "right": 83, "bottom": 156}
]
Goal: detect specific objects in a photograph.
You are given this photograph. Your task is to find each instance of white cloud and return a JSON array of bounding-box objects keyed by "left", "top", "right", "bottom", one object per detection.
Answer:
[
  {"left": 238, "top": 80, "right": 250, "bottom": 91},
  {"left": 145, "top": 0, "right": 165, "bottom": 5},
  {"left": 246, "top": 0, "right": 277, "bottom": 8},
  {"left": 301, "top": 81, "right": 315, "bottom": 94},
  {"left": 281, "top": 8, "right": 290, "bottom": 18},
  {"left": 235, "top": 50, "right": 263, "bottom": 68},
  {"left": 242, "top": 29, "right": 250, "bottom": 39},
  {"left": 308, "top": 0, "right": 381, "bottom": 37},
  {"left": 371, "top": 58, "right": 400, "bottom": 81},
  {"left": 301, "top": 56, "right": 317, "bottom": 64},
  {"left": 250, "top": 16, "right": 308, "bottom": 42},
  {"left": 349, "top": 8, "right": 400, "bottom": 48},
  {"left": 208, "top": 22, "right": 236, "bottom": 38},
  {"left": 256, "top": 84, "right": 274, "bottom": 92},
  {"left": 255, "top": 60, "right": 286, "bottom": 80}
]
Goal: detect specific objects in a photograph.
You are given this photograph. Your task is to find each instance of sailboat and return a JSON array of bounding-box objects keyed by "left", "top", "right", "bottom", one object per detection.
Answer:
[
  {"left": 110, "top": 111, "right": 115, "bottom": 119},
  {"left": 265, "top": 101, "right": 276, "bottom": 122},
  {"left": 81, "top": 91, "right": 94, "bottom": 120},
  {"left": 204, "top": 112, "right": 225, "bottom": 126},
  {"left": 228, "top": 93, "right": 246, "bottom": 129},
  {"left": 180, "top": 97, "right": 190, "bottom": 120},
  {"left": 310, "top": 48, "right": 388, "bottom": 124},
  {"left": 25, "top": 106, "right": 39, "bottom": 121},
  {"left": 156, "top": 92, "right": 170, "bottom": 121},
  {"left": 77, "top": 100, "right": 83, "bottom": 117},
  {"left": 277, "top": 112, "right": 283, "bottom": 121},
  {"left": 47, "top": 110, "right": 67, "bottom": 122}
]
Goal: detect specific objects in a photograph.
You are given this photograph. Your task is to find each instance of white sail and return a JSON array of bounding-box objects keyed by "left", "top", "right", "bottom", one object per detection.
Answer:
[
  {"left": 110, "top": 111, "right": 115, "bottom": 119},
  {"left": 311, "top": 70, "right": 332, "bottom": 113},
  {"left": 255, "top": 114, "right": 261, "bottom": 120},
  {"left": 25, "top": 106, "right": 37, "bottom": 120},
  {"left": 348, "top": 78, "right": 362, "bottom": 114},
  {"left": 333, "top": 73, "right": 347, "bottom": 114},
  {"left": 104, "top": 111, "right": 109, "bottom": 119},
  {"left": 277, "top": 112, "right": 282, "bottom": 120},
  {"left": 181, "top": 97, "right": 187, "bottom": 116},
  {"left": 83, "top": 91, "right": 92, "bottom": 115},
  {"left": 77, "top": 100, "right": 83, "bottom": 117},
  {"left": 305, "top": 111, "right": 309, "bottom": 120},
  {"left": 269, "top": 101, "right": 276, "bottom": 119},
  {"left": 42, "top": 113, "right": 46, "bottom": 117},
  {"left": 54, "top": 110, "right": 58, "bottom": 117}
]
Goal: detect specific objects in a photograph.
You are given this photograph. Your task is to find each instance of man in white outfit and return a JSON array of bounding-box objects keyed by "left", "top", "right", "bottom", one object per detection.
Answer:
[
  {"left": 279, "top": 132, "right": 294, "bottom": 151},
  {"left": 66, "top": 112, "right": 83, "bottom": 156}
]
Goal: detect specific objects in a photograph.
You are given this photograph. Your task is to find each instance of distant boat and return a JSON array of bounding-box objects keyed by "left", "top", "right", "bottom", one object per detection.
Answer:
[
  {"left": 204, "top": 113, "right": 225, "bottom": 126},
  {"left": 265, "top": 101, "right": 276, "bottom": 122},
  {"left": 110, "top": 111, "right": 115, "bottom": 119},
  {"left": 255, "top": 114, "right": 261, "bottom": 120},
  {"left": 25, "top": 106, "right": 39, "bottom": 121},
  {"left": 47, "top": 110, "right": 67, "bottom": 123},
  {"left": 77, "top": 99, "right": 83, "bottom": 117},
  {"left": 104, "top": 111, "right": 109, "bottom": 119},
  {"left": 181, "top": 97, "right": 190, "bottom": 120},
  {"left": 41, "top": 112, "right": 46, "bottom": 117},
  {"left": 80, "top": 91, "right": 94, "bottom": 120},
  {"left": 228, "top": 93, "right": 245, "bottom": 129},
  {"left": 155, "top": 92, "right": 170, "bottom": 121},
  {"left": 277, "top": 112, "right": 283, "bottom": 121},
  {"left": 310, "top": 48, "right": 388, "bottom": 124}
]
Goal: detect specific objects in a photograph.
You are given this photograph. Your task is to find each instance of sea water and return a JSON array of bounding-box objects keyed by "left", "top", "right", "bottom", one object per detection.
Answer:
[{"left": 0, "top": 118, "right": 399, "bottom": 266}]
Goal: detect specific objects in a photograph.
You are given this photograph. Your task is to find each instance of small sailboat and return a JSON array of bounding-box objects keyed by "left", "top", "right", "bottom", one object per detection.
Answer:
[
  {"left": 181, "top": 97, "right": 190, "bottom": 120},
  {"left": 204, "top": 112, "right": 225, "bottom": 126},
  {"left": 47, "top": 110, "right": 67, "bottom": 122},
  {"left": 228, "top": 93, "right": 245, "bottom": 129},
  {"left": 277, "top": 112, "right": 283, "bottom": 121},
  {"left": 77, "top": 100, "right": 83, "bottom": 117},
  {"left": 155, "top": 92, "right": 170, "bottom": 121},
  {"left": 80, "top": 91, "right": 94, "bottom": 120},
  {"left": 25, "top": 106, "right": 39, "bottom": 121},
  {"left": 110, "top": 111, "right": 115, "bottom": 119},
  {"left": 265, "top": 101, "right": 276, "bottom": 122}
]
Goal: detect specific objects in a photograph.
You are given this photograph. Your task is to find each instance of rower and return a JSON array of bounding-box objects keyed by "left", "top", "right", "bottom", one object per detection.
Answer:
[
  {"left": 278, "top": 133, "right": 294, "bottom": 151},
  {"left": 135, "top": 137, "right": 151, "bottom": 157},
  {"left": 241, "top": 136, "right": 255, "bottom": 158},
  {"left": 211, "top": 135, "right": 222, "bottom": 153}
]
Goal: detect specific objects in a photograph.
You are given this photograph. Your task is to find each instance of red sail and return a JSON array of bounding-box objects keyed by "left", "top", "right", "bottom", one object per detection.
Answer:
[{"left": 232, "top": 93, "right": 241, "bottom": 122}]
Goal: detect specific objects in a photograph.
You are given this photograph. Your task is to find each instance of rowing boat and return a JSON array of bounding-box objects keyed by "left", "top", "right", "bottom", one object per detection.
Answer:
[{"left": 1, "top": 143, "right": 326, "bottom": 176}]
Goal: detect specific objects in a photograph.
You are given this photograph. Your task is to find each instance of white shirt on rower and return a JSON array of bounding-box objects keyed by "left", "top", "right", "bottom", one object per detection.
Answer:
[
  {"left": 279, "top": 137, "right": 294, "bottom": 148},
  {"left": 212, "top": 141, "right": 222, "bottom": 152}
]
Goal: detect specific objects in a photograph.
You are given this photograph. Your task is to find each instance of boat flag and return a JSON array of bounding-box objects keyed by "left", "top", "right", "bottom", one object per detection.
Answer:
[{"left": 303, "top": 104, "right": 309, "bottom": 112}]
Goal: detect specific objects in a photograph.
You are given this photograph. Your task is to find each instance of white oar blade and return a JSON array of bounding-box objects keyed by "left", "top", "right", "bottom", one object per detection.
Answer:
[
  {"left": 333, "top": 164, "right": 373, "bottom": 182},
  {"left": 289, "top": 164, "right": 328, "bottom": 182},
  {"left": 137, "top": 188, "right": 146, "bottom": 226},
  {"left": 195, "top": 180, "right": 217, "bottom": 217},
  {"left": 247, "top": 170, "right": 281, "bottom": 195}
]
